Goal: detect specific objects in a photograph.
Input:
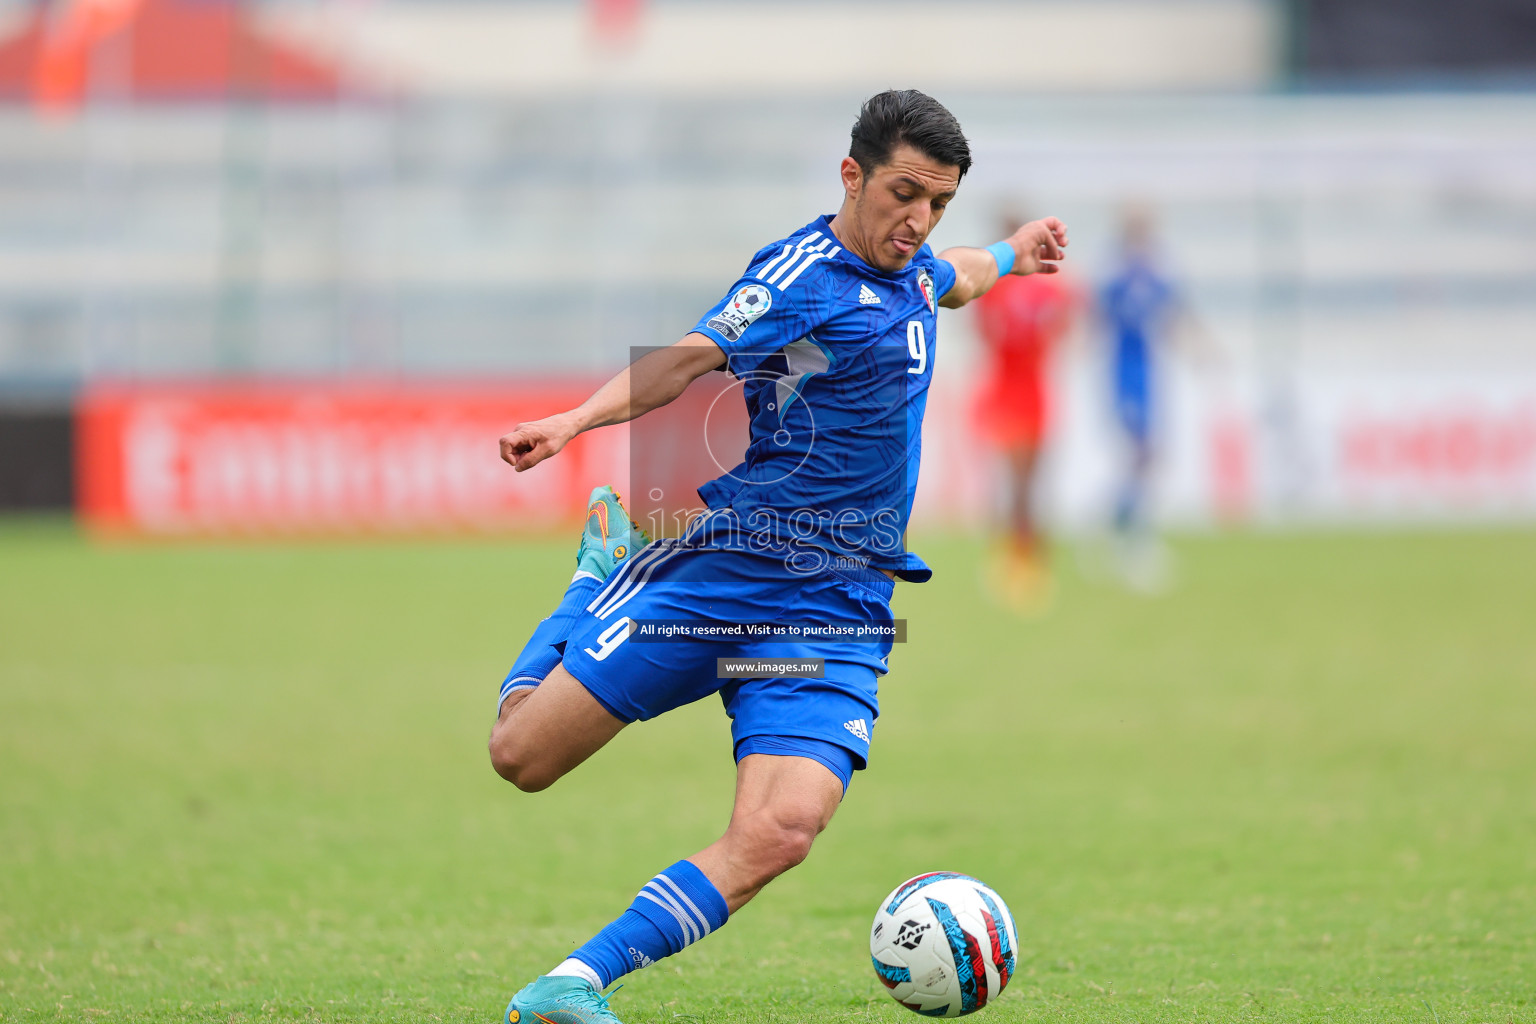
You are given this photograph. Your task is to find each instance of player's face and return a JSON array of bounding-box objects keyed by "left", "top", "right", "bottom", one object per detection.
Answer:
[{"left": 842, "top": 144, "right": 960, "bottom": 272}]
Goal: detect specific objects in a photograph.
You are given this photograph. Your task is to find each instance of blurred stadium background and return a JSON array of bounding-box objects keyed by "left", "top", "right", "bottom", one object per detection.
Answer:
[{"left": 0, "top": 0, "right": 1532, "bottom": 536}]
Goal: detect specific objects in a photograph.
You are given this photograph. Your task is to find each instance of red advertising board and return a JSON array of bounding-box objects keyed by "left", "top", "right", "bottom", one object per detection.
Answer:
[
  {"left": 76, "top": 380, "right": 623, "bottom": 536},
  {"left": 74, "top": 372, "right": 1536, "bottom": 536}
]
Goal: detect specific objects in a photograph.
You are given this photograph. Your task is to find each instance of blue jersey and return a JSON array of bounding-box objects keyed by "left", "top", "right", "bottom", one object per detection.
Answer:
[
  {"left": 690, "top": 214, "right": 956, "bottom": 583},
  {"left": 1100, "top": 259, "right": 1175, "bottom": 405}
]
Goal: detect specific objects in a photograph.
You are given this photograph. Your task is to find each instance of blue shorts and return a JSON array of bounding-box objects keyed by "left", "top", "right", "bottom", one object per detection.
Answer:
[
  {"left": 1114, "top": 388, "right": 1153, "bottom": 444},
  {"left": 559, "top": 541, "right": 895, "bottom": 791}
]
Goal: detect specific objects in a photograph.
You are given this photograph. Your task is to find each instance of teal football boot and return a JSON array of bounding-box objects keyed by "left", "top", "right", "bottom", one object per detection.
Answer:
[
  {"left": 505, "top": 976, "right": 624, "bottom": 1024},
  {"left": 576, "top": 485, "right": 651, "bottom": 581}
]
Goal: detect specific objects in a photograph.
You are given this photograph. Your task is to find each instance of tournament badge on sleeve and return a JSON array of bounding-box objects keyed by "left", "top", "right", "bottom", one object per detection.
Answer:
[{"left": 707, "top": 284, "right": 773, "bottom": 342}]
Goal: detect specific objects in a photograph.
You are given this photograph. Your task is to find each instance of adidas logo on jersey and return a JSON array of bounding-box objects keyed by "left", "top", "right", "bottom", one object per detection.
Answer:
[
  {"left": 858, "top": 284, "right": 882, "bottom": 305},
  {"left": 844, "top": 718, "right": 870, "bottom": 742}
]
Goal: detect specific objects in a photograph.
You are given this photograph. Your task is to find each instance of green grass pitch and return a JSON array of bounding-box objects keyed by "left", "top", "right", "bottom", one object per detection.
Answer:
[{"left": 2, "top": 520, "right": 1533, "bottom": 1023}]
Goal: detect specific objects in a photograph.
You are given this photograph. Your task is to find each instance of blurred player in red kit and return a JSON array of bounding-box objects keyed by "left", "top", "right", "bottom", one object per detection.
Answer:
[{"left": 972, "top": 210, "right": 1082, "bottom": 610}]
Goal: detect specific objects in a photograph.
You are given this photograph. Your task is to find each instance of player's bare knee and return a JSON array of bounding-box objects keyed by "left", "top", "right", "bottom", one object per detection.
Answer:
[
  {"left": 764, "top": 820, "right": 818, "bottom": 876},
  {"left": 488, "top": 728, "right": 556, "bottom": 792},
  {"left": 734, "top": 809, "right": 821, "bottom": 877},
  {"left": 773, "top": 820, "right": 818, "bottom": 871},
  {"left": 486, "top": 733, "right": 520, "bottom": 783},
  {"left": 491, "top": 750, "right": 559, "bottom": 793},
  {"left": 508, "top": 764, "right": 560, "bottom": 793}
]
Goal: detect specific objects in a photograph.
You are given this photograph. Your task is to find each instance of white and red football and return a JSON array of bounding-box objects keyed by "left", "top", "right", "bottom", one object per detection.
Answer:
[{"left": 870, "top": 872, "right": 1019, "bottom": 1017}]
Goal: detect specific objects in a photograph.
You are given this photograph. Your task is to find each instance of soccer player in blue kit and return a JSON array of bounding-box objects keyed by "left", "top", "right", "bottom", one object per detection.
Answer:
[
  {"left": 1099, "top": 206, "right": 1192, "bottom": 587},
  {"left": 489, "top": 90, "right": 1067, "bottom": 1024}
]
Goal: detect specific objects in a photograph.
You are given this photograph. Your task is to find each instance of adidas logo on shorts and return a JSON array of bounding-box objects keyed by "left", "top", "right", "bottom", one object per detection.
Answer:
[
  {"left": 858, "top": 284, "right": 881, "bottom": 305},
  {"left": 843, "top": 718, "right": 870, "bottom": 742}
]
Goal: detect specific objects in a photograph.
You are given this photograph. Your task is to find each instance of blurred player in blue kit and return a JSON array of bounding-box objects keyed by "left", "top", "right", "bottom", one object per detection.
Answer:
[
  {"left": 1098, "top": 205, "right": 1203, "bottom": 589},
  {"left": 488, "top": 90, "right": 1067, "bottom": 1024}
]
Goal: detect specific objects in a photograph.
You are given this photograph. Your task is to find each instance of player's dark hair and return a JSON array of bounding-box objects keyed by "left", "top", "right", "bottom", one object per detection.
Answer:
[{"left": 849, "top": 89, "right": 971, "bottom": 180}]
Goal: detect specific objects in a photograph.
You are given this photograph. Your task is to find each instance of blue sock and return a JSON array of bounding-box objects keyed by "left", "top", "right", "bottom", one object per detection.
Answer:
[
  {"left": 498, "top": 572, "right": 603, "bottom": 709},
  {"left": 565, "top": 860, "right": 730, "bottom": 988}
]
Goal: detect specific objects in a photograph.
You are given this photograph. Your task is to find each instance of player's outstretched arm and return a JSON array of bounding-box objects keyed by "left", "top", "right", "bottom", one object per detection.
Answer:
[
  {"left": 499, "top": 334, "right": 726, "bottom": 472},
  {"left": 937, "top": 217, "right": 1069, "bottom": 309}
]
